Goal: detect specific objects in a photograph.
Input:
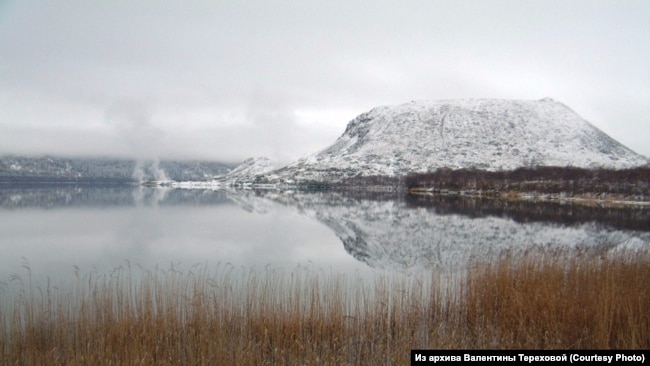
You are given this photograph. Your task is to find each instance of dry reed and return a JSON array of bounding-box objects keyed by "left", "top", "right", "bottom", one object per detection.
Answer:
[{"left": 1, "top": 250, "right": 648, "bottom": 365}]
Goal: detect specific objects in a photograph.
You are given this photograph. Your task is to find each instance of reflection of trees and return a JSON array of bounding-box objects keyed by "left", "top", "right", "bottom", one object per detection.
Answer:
[
  {"left": 405, "top": 194, "right": 650, "bottom": 232},
  {"left": 278, "top": 188, "right": 650, "bottom": 232},
  {"left": 0, "top": 187, "right": 232, "bottom": 209},
  {"left": 0, "top": 187, "right": 135, "bottom": 209}
]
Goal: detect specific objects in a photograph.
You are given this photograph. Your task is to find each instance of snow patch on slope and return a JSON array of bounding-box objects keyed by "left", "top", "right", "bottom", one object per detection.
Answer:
[{"left": 226, "top": 157, "right": 278, "bottom": 179}]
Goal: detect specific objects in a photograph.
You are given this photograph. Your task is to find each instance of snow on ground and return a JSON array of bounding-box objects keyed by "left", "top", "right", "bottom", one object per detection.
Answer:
[{"left": 270, "top": 98, "right": 648, "bottom": 183}]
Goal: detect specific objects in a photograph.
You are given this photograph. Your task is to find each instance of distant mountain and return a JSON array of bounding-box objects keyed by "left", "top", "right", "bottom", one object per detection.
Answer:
[
  {"left": 0, "top": 155, "right": 235, "bottom": 183},
  {"left": 270, "top": 98, "right": 647, "bottom": 183}
]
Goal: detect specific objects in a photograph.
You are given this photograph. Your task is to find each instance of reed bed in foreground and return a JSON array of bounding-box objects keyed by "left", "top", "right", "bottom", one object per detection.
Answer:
[
  {"left": 462, "top": 250, "right": 650, "bottom": 349},
  {"left": 1, "top": 251, "right": 648, "bottom": 365}
]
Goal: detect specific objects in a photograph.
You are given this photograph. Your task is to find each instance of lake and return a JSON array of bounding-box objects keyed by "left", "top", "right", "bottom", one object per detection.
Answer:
[{"left": 1, "top": 185, "right": 649, "bottom": 286}]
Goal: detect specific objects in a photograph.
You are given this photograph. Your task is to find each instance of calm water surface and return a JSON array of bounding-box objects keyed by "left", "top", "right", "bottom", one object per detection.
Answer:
[
  {"left": 0, "top": 187, "right": 364, "bottom": 284},
  {"left": 1, "top": 186, "right": 649, "bottom": 285}
]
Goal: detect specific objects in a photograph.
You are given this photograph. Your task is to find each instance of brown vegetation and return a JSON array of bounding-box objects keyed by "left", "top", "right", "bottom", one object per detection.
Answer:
[
  {"left": 406, "top": 166, "right": 650, "bottom": 202},
  {"left": 462, "top": 251, "right": 650, "bottom": 349},
  {"left": 1, "top": 251, "right": 649, "bottom": 365}
]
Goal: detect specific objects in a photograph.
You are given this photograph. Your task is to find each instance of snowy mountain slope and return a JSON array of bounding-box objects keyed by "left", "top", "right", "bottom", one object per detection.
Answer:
[
  {"left": 273, "top": 98, "right": 647, "bottom": 182},
  {"left": 222, "top": 157, "right": 279, "bottom": 183},
  {"left": 166, "top": 157, "right": 279, "bottom": 189}
]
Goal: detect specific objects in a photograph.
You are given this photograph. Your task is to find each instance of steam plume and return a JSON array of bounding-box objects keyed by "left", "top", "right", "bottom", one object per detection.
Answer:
[{"left": 104, "top": 99, "right": 169, "bottom": 182}]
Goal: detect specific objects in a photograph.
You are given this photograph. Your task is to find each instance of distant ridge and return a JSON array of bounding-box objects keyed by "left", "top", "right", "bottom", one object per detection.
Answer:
[
  {"left": 265, "top": 98, "right": 647, "bottom": 182},
  {"left": 0, "top": 155, "right": 234, "bottom": 182}
]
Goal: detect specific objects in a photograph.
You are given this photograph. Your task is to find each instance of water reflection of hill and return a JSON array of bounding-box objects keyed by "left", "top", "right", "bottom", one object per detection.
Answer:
[
  {"left": 243, "top": 191, "right": 650, "bottom": 271},
  {"left": 405, "top": 195, "right": 650, "bottom": 232},
  {"left": 5, "top": 186, "right": 648, "bottom": 272}
]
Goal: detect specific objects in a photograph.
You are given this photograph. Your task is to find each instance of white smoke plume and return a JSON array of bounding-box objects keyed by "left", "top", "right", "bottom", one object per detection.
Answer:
[
  {"left": 132, "top": 159, "right": 169, "bottom": 183},
  {"left": 104, "top": 99, "right": 170, "bottom": 183}
]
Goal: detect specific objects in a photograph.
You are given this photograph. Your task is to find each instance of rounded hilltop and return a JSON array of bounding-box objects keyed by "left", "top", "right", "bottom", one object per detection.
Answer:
[{"left": 273, "top": 98, "right": 647, "bottom": 182}]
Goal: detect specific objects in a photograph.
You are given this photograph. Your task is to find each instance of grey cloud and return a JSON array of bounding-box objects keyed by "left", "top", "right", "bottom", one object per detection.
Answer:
[
  {"left": 104, "top": 99, "right": 164, "bottom": 158},
  {"left": 0, "top": 0, "right": 648, "bottom": 160}
]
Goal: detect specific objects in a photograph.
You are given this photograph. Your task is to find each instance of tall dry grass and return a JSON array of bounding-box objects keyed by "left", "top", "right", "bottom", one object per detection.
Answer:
[
  {"left": 1, "top": 251, "right": 648, "bottom": 365},
  {"left": 462, "top": 250, "right": 650, "bottom": 349}
]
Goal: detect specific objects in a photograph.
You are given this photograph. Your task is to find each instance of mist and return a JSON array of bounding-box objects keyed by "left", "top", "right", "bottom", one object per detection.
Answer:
[
  {"left": 104, "top": 99, "right": 169, "bottom": 181},
  {"left": 0, "top": 0, "right": 648, "bottom": 161}
]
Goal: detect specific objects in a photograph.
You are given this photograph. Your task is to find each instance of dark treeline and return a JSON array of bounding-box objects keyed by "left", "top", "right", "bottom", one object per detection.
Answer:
[
  {"left": 405, "top": 166, "right": 650, "bottom": 200},
  {"left": 333, "top": 175, "right": 404, "bottom": 190},
  {"left": 0, "top": 156, "right": 235, "bottom": 181}
]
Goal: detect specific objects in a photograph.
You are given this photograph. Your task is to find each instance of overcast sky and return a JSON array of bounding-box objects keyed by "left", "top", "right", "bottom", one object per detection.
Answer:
[{"left": 1, "top": 0, "right": 648, "bottom": 163}]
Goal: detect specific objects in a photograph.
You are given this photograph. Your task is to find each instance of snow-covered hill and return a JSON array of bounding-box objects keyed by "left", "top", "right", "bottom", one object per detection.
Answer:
[
  {"left": 224, "top": 157, "right": 278, "bottom": 181},
  {"left": 272, "top": 98, "right": 647, "bottom": 182},
  {"left": 168, "top": 157, "right": 280, "bottom": 189}
]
